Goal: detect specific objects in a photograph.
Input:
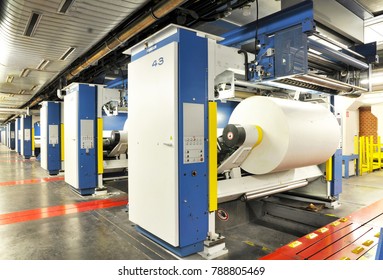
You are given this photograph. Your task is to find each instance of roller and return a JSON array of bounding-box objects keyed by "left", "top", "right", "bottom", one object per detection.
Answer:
[{"left": 228, "top": 96, "right": 340, "bottom": 175}]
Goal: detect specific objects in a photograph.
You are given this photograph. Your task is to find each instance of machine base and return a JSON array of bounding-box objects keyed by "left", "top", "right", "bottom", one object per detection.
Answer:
[
  {"left": 198, "top": 237, "right": 228, "bottom": 260},
  {"left": 135, "top": 226, "right": 204, "bottom": 258},
  {"left": 71, "top": 187, "right": 96, "bottom": 196},
  {"left": 276, "top": 193, "right": 341, "bottom": 209},
  {"left": 48, "top": 171, "right": 60, "bottom": 176}
]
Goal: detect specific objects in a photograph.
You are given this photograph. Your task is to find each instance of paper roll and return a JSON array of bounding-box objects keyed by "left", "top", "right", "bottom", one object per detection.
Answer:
[{"left": 228, "top": 96, "right": 340, "bottom": 175}]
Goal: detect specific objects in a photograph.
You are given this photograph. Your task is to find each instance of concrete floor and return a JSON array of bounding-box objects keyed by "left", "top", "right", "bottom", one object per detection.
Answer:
[{"left": 0, "top": 144, "right": 382, "bottom": 260}]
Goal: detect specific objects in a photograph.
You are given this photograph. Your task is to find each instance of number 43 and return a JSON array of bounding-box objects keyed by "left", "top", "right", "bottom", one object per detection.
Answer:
[{"left": 152, "top": 57, "right": 164, "bottom": 67}]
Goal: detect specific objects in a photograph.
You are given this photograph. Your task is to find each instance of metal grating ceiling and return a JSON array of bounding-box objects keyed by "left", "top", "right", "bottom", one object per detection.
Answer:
[{"left": 0, "top": 0, "right": 149, "bottom": 123}]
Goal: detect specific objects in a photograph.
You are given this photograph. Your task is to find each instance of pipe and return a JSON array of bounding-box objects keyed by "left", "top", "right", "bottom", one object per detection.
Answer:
[
  {"left": 241, "top": 180, "right": 308, "bottom": 201},
  {"left": 0, "top": 108, "right": 40, "bottom": 115},
  {"left": 66, "top": 0, "right": 187, "bottom": 80},
  {"left": 57, "top": 89, "right": 66, "bottom": 100},
  {"left": 308, "top": 39, "right": 369, "bottom": 70},
  {"left": 237, "top": 50, "right": 249, "bottom": 81}
]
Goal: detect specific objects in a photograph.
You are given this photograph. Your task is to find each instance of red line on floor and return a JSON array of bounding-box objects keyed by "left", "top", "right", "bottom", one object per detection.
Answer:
[
  {"left": 0, "top": 176, "right": 64, "bottom": 187},
  {"left": 0, "top": 198, "right": 128, "bottom": 225}
]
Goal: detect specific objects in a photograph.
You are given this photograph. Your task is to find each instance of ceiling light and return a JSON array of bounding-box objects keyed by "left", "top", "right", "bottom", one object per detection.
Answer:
[
  {"left": 19, "top": 68, "right": 31, "bottom": 78},
  {"left": 30, "top": 85, "right": 38, "bottom": 91},
  {"left": 58, "top": 0, "right": 76, "bottom": 14},
  {"left": 36, "top": 59, "right": 50, "bottom": 70},
  {"left": 6, "top": 76, "right": 14, "bottom": 83},
  {"left": 23, "top": 12, "right": 43, "bottom": 37},
  {"left": 19, "top": 90, "right": 26, "bottom": 95},
  {"left": 59, "top": 47, "right": 76, "bottom": 60}
]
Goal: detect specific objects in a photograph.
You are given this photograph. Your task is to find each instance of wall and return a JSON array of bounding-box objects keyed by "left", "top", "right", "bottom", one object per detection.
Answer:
[
  {"left": 359, "top": 106, "right": 378, "bottom": 140},
  {"left": 371, "top": 103, "right": 383, "bottom": 140},
  {"left": 334, "top": 96, "right": 359, "bottom": 154}
]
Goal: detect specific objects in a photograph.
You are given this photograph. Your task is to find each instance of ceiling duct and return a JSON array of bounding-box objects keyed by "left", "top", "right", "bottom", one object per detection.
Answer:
[{"left": 23, "top": 11, "right": 43, "bottom": 37}]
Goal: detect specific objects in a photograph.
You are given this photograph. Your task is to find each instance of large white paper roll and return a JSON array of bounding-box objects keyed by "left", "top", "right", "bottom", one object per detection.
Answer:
[{"left": 228, "top": 96, "right": 340, "bottom": 175}]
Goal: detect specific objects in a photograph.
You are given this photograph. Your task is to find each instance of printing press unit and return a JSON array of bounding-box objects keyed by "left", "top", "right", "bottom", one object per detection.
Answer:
[
  {"left": 58, "top": 83, "right": 128, "bottom": 195},
  {"left": 125, "top": 1, "right": 377, "bottom": 259}
]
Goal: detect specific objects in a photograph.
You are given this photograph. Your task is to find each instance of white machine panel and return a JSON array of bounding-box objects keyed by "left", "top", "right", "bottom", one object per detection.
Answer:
[
  {"left": 48, "top": 125, "right": 59, "bottom": 146},
  {"left": 80, "top": 120, "right": 94, "bottom": 152},
  {"left": 129, "top": 42, "right": 179, "bottom": 246},
  {"left": 24, "top": 129, "right": 31, "bottom": 141},
  {"left": 64, "top": 89, "right": 79, "bottom": 189},
  {"left": 183, "top": 103, "right": 204, "bottom": 164},
  {"left": 20, "top": 117, "right": 24, "bottom": 155}
]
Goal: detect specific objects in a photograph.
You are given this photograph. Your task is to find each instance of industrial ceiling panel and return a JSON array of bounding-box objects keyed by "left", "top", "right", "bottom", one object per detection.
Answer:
[{"left": 0, "top": 0, "right": 149, "bottom": 122}]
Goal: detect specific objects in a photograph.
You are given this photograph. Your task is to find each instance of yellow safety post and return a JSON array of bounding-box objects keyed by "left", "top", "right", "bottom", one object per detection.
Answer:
[
  {"left": 365, "top": 136, "right": 370, "bottom": 172},
  {"left": 31, "top": 127, "right": 35, "bottom": 152},
  {"left": 359, "top": 136, "right": 369, "bottom": 175},
  {"left": 379, "top": 136, "right": 383, "bottom": 169},
  {"left": 370, "top": 136, "right": 380, "bottom": 171},
  {"left": 97, "top": 118, "right": 104, "bottom": 174},
  {"left": 354, "top": 135, "right": 359, "bottom": 174},
  {"left": 60, "top": 124, "right": 64, "bottom": 161},
  {"left": 373, "top": 136, "right": 382, "bottom": 169},
  {"left": 326, "top": 156, "right": 333, "bottom": 181},
  {"left": 208, "top": 102, "right": 217, "bottom": 212}
]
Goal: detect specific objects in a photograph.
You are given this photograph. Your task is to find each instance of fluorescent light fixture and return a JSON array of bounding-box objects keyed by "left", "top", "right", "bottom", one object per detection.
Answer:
[
  {"left": 59, "top": 47, "right": 76, "bottom": 60},
  {"left": 58, "top": 0, "right": 76, "bottom": 14},
  {"left": 6, "top": 75, "right": 14, "bottom": 83},
  {"left": 36, "top": 59, "right": 50, "bottom": 70},
  {"left": 30, "top": 85, "right": 38, "bottom": 91},
  {"left": 19, "top": 68, "right": 31, "bottom": 78},
  {"left": 23, "top": 12, "right": 43, "bottom": 37},
  {"left": 19, "top": 90, "right": 26, "bottom": 95}
]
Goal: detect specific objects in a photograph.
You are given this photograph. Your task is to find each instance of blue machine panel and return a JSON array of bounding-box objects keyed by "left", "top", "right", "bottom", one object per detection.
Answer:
[
  {"left": 77, "top": 84, "right": 97, "bottom": 195},
  {"left": 177, "top": 29, "right": 209, "bottom": 251},
  {"left": 47, "top": 102, "right": 61, "bottom": 175},
  {"left": 10, "top": 121, "right": 15, "bottom": 150},
  {"left": 102, "top": 112, "right": 127, "bottom": 131},
  {"left": 23, "top": 116, "right": 32, "bottom": 159},
  {"left": 217, "top": 100, "right": 238, "bottom": 129}
]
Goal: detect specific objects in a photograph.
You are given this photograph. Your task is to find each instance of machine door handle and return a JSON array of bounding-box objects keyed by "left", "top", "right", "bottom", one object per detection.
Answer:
[{"left": 163, "top": 142, "right": 173, "bottom": 147}]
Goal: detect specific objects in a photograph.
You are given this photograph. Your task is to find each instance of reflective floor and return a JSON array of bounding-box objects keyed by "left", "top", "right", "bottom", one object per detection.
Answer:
[{"left": 0, "top": 144, "right": 382, "bottom": 260}]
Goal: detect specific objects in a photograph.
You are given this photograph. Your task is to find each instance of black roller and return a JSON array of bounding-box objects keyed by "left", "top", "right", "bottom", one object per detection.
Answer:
[
  {"left": 110, "top": 130, "right": 120, "bottom": 144},
  {"left": 103, "top": 130, "right": 120, "bottom": 151},
  {"left": 222, "top": 124, "right": 246, "bottom": 148}
]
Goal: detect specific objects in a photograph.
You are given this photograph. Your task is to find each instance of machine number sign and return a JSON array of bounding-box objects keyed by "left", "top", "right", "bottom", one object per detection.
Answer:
[{"left": 152, "top": 57, "right": 164, "bottom": 67}]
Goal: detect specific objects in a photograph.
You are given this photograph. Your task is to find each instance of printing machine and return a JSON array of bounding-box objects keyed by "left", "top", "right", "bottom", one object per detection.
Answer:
[
  {"left": 63, "top": 83, "right": 128, "bottom": 195},
  {"left": 125, "top": 0, "right": 376, "bottom": 259},
  {"left": 40, "top": 101, "right": 64, "bottom": 175}
]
